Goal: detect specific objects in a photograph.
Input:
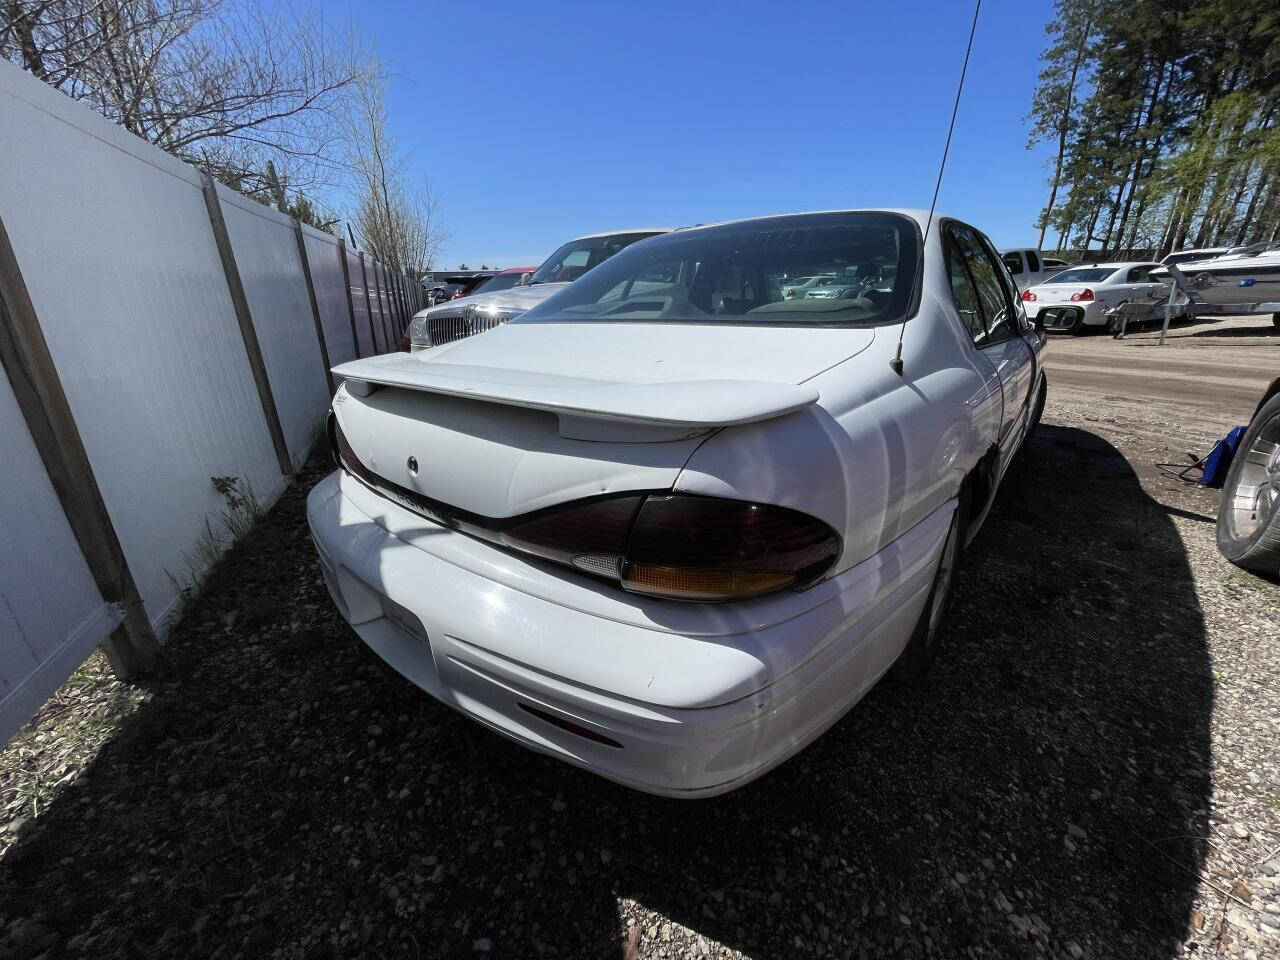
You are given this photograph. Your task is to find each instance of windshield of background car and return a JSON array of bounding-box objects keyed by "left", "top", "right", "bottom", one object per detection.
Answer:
[
  {"left": 1045, "top": 268, "right": 1116, "bottom": 283},
  {"left": 517, "top": 213, "right": 919, "bottom": 326},
  {"left": 471, "top": 272, "right": 523, "bottom": 295},
  {"left": 528, "top": 232, "right": 663, "bottom": 285}
]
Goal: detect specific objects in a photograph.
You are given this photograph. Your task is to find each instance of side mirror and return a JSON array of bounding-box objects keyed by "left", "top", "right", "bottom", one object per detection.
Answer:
[{"left": 1033, "top": 311, "right": 1046, "bottom": 332}]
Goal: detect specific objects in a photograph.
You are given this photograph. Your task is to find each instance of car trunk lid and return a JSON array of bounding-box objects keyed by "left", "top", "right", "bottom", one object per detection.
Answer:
[{"left": 331, "top": 321, "right": 873, "bottom": 518}]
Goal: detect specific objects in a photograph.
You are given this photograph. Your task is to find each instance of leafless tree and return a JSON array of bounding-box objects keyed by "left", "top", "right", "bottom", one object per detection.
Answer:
[
  {"left": 346, "top": 76, "right": 447, "bottom": 273},
  {"left": 1, "top": 0, "right": 374, "bottom": 202}
]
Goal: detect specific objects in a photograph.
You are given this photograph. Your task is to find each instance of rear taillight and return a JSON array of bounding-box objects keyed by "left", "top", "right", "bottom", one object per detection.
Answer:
[
  {"left": 1071, "top": 288, "right": 1094, "bottom": 301},
  {"left": 501, "top": 496, "right": 644, "bottom": 576},
  {"left": 329, "top": 416, "right": 839, "bottom": 601},
  {"left": 502, "top": 493, "right": 839, "bottom": 601},
  {"left": 1021, "top": 290, "right": 1036, "bottom": 302},
  {"left": 620, "top": 495, "right": 838, "bottom": 600},
  {"left": 332, "top": 419, "right": 839, "bottom": 601}
]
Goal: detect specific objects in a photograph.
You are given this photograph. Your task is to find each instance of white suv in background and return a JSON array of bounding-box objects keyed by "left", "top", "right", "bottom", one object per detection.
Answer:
[{"left": 408, "top": 229, "right": 670, "bottom": 350}]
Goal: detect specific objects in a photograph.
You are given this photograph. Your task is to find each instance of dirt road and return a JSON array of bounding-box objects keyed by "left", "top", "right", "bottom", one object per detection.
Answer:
[{"left": 1044, "top": 314, "right": 1279, "bottom": 443}]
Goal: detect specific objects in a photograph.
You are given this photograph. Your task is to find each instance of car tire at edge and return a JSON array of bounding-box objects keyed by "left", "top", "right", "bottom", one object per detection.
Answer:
[{"left": 1215, "top": 391, "right": 1280, "bottom": 576}]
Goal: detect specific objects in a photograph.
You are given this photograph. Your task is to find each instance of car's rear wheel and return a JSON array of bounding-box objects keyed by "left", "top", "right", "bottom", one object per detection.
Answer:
[
  {"left": 1271, "top": 312, "right": 1279, "bottom": 329},
  {"left": 885, "top": 506, "right": 962, "bottom": 684},
  {"left": 1216, "top": 392, "right": 1280, "bottom": 576},
  {"left": 1027, "top": 376, "right": 1048, "bottom": 439}
]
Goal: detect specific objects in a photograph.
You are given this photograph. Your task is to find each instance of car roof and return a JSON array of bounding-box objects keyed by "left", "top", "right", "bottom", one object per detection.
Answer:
[
  {"left": 1052, "top": 261, "right": 1154, "bottom": 271},
  {"left": 570, "top": 228, "right": 673, "bottom": 240},
  {"left": 497, "top": 265, "right": 538, "bottom": 274},
  {"left": 679, "top": 208, "right": 938, "bottom": 232}
]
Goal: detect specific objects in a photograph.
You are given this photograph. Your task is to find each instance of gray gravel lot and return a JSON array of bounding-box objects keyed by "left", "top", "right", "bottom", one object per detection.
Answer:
[{"left": 1, "top": 320, "right": 1278, "bottom": 959}]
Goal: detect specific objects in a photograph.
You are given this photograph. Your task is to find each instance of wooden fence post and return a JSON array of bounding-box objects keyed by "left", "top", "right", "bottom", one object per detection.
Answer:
[
  {"left": 338, "top": 238, "right": 361, "bottom": 359},
  {"left": 397, "top": 272, "right": 410, "bottom": 331},
  {"left": 200, "top": 173, "right": 293, "bottom": 477},
  {"left": 389, "top": 271, "right": 404, "bottom": 335},
  {"left": 386, "top": 268, "right": 396, "bottom": 335},
  {"left": 291, "top": 220, "right": 335, "bottom": 394},
  {"left": 372, "top": 262, "right": 389, "bottom": 348},
  {"left": 389, "top": 269, "right": 401, "bottom": 338},
  {"left": 0, "top": 213, "right": 159, "bottom": 679},
  {"left": 358, "top": 253, "right": 378, "bottom": 352}
]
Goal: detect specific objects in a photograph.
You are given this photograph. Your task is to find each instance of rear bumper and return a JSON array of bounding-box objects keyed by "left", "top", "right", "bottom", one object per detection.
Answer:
[{"left": 306, "top": 471, "right": 952, "bottom": 797}]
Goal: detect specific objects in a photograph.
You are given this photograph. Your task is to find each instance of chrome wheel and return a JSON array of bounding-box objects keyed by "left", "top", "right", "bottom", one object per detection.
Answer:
[{"left": 1227, "top": 418, "right": 1280, "bottom": 539}]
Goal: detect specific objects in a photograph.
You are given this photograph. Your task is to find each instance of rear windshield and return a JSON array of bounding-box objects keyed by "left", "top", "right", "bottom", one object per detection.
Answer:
[
  {"left": 1045, "top": 268, "right": 1116, "bottom": 283},
  {"left": 518, "top": 212, "right": 919, "bottom": 326}
]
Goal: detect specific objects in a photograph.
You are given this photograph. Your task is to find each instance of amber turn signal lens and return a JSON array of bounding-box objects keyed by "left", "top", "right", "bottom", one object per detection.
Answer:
[{"left": 624, "top": 564, "right": 796, "bottom": 602}]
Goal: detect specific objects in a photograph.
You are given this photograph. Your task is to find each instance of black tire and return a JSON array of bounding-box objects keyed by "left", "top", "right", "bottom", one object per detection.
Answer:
[
  {"left": 1216, "top": 392, "right": 1280, "bottom": 576},
  {"left": 1027, "top": 375, "right": 1048, "bottom": 439},
  {"left": 1272, "top": 313, "right": 1279, "bottom": 329},
  {"left": 885, "top": 506, "right": 962, "bottom": 684}
]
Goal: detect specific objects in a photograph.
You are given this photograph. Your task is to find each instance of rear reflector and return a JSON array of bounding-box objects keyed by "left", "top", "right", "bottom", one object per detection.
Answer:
[
  {"left": 517, "top": 703, "right": 623, "bottom": 748},
  {"left": 625, "top": 564, "right": 795, "bottom": 602}
]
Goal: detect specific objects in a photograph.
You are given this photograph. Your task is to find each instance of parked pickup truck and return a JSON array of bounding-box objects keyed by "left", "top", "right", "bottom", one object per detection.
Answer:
[{"left": 999, "top": 248, "right": 1058, "bottom": 291}]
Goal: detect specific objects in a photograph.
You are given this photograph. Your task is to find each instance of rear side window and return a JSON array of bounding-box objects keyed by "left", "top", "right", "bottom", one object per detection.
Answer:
[
  {"left": 1127, "top": 265, "right": 1156, "bottom": 282},
  {"left": 1027, "top": 250, "right": 1041, "bottom": 273},
  {"left": 947, "top": 224, "right": 1018, "bottom": 345},
  {"left": 947, "top": 245, "right": 986, "bottom": 343}
]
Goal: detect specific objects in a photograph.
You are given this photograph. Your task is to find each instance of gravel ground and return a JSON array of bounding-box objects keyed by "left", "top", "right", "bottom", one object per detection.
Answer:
[{"left": 2, "top": 338, "right": 1279, "bottom": 959}]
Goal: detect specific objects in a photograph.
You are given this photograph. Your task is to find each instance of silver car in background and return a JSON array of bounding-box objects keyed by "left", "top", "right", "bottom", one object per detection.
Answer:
[{"left": 408, "top": 229, "right": 670, "bottom": 350}]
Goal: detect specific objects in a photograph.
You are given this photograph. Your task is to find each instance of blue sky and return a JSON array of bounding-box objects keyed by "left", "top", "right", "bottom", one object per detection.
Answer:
[{"left": 368, "top": 0, "right": 1057, "bottom": 269}]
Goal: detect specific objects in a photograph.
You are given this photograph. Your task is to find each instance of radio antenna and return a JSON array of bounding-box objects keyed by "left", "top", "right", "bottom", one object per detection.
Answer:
[{"left": 890, "top": 0, "right": 981, "bottom": 376}]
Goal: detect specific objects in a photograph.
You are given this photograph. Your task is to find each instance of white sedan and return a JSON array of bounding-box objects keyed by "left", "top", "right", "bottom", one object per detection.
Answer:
[
  {"left": 308, "top": 209, "right": 1047, "bottom": 797},
  {"left": 779, "top": 273, "right": 835, "bottom": 299},
  {"left": 1020, "top": 261, "right": 1169, "bottom": 333}
]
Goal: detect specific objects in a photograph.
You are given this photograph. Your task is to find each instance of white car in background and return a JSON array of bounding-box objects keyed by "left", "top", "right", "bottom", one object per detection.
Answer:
[
  {"left": 780, "top": 274, "right": 835, "bottom": 299},
  {"left": 310, "top": 209, "right": 1046, "bottom": 797},
  {"left": 407, "top": 228, "right": 670, "bottom": 349},
  {"left": 1020, "top": 261, "right": 1169, "bottom": 333}
]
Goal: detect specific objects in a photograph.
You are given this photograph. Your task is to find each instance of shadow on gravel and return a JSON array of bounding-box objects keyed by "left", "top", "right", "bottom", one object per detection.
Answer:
[{"left": 0, "top": 426, "right": 1212, "bottom": 960}]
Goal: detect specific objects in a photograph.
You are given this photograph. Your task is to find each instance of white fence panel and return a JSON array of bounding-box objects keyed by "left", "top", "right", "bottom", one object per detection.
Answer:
[
  {"left": 301, "top": 225, "right": 357, "bottom": 367},
  {"left": 218, "top": 186, "right": 329, "bottom": 468},
  {"left": 0, "top": 373, "right": 123, "bottom": 743},
  {"left": 0, "top": 61, "right": 285, "bottom": 633}
]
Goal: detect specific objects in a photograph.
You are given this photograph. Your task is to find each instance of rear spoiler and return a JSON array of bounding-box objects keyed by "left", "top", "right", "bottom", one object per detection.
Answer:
[{"left": 331, "top": 354, "right": 819, "bottom": 441}]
